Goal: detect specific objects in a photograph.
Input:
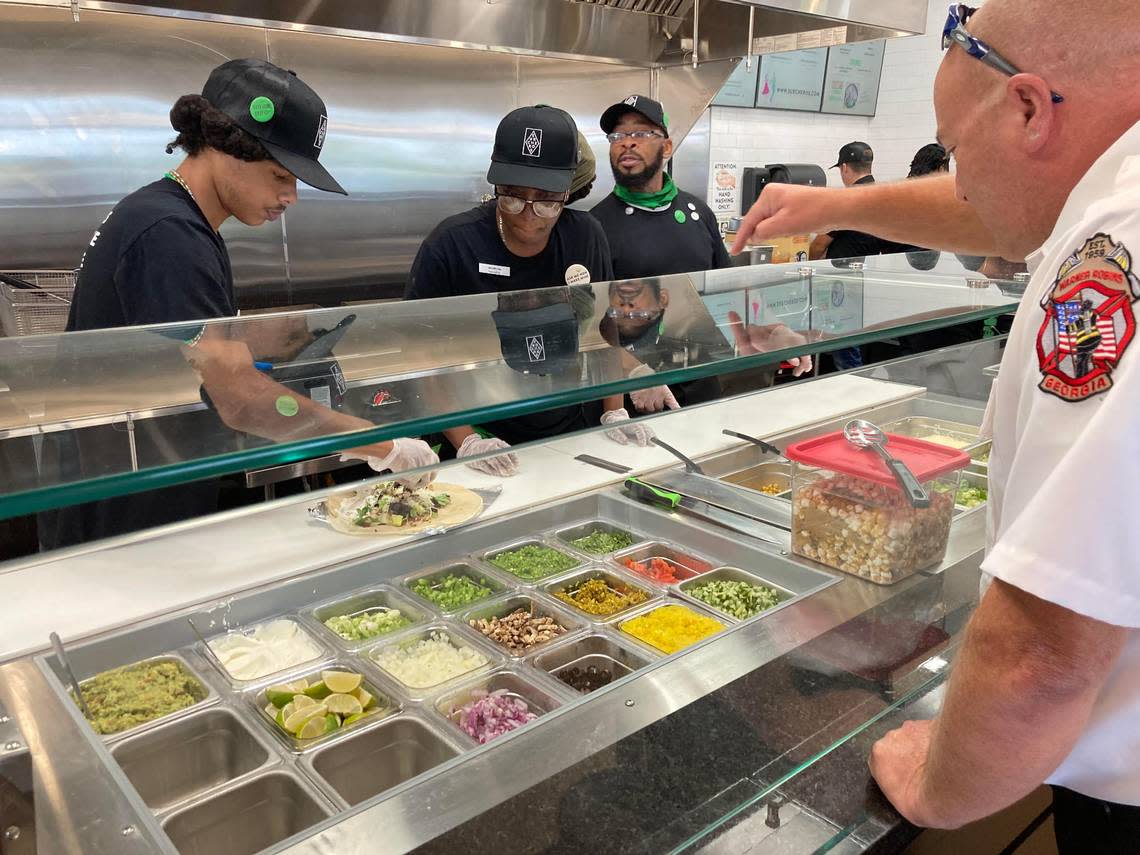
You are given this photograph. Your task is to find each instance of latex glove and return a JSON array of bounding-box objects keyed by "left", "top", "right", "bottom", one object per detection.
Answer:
[
  {"left": 601, "top": 408, "right": 655, "bottom": 447},
  {"left": 458, "top": 434, "right": 520, "bottom": 477},
  {"left": 628, "top": 364, "right": 681, "bottom": 414},
  {"left": 340, "top": 437, "right": 438, "bottom": 489}
]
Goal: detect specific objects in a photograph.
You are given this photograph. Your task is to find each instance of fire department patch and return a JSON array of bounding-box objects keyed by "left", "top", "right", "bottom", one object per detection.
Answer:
[{"left": 1036, "top": 233, "right": 1140, "bottom": 401}]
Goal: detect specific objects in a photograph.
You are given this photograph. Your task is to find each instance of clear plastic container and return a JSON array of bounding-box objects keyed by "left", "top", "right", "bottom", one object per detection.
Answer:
[{"left": 786, "top": 431, "right": 970, "bottom": 584}]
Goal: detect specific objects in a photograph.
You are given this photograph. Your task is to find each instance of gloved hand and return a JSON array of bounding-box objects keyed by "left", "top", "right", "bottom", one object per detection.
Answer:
[
  {"left": 628, "top": 363, "right": 681, "bottom": 413},
  {"left": 340, "top": 437, "right": 439, "bottom": 489},
  {"left": 458, "top": 434, "right": 520, "bottom": 477},
  {"left": 602, "top": 408, "right": 655, "bottom": 447}
]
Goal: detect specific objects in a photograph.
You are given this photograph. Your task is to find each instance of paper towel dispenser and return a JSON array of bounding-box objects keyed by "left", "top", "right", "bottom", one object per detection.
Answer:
[{"left": 741, "top": 164, "right": 828, "bottom": 212}]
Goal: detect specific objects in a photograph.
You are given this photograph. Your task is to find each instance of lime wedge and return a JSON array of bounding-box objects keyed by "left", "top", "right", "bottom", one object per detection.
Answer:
[
  {"left": 266, "top": 679, "right": 308, "bottom": 707},
  {"left": 322, "top": 671, "right": 362, "bottom": 694},
  {"left": 326, "top": 693, "right": 364, "bottom": 716},
  {"left": 352, "top": 687, "right": 375, "bottom": 710},
  {"left": 296, "top": 714, "right": 333, "bottom": 740},
  {"left": 303, "top": 681, "right": 331, "bottom": 700},
  {"left": 283, "top": 702, "right": 327, "bottom": 734},
  {"left": 292, "top": 694, "right": 317, "bottom": 709},
  {"left": 343, "top": 712, "right": 368, "bottom": 726}
]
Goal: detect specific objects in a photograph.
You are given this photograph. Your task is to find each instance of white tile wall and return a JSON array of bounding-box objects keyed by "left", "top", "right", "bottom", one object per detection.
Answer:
[{"left": 707, "top": 0, "right": 952, "bottom": 210}]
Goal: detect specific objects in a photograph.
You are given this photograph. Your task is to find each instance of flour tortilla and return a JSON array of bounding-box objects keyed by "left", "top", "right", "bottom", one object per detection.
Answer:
[{"left": 324, "top": 483, "right": 483, "bottom": 536}]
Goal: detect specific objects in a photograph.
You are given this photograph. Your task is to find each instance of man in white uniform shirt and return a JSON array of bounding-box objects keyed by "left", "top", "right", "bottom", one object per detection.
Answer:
[{"left": 732, "top": 1, "right": 1140, "bottom": 849}]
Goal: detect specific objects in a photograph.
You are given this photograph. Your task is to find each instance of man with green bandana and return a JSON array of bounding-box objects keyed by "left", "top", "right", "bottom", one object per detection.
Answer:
[{"left": 590, "top": 95, "right": 731, "bottom": 280}]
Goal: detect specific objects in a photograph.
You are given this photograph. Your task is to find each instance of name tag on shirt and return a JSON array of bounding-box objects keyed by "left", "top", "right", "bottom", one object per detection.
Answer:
[{"left": 479, "top": 262, "right": 510, "bottom": 277}]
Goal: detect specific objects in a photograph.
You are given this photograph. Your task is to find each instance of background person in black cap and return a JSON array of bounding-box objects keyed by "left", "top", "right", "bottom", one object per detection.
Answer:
[
  {"left": 810, "top": 141, "right": 913, "bottom": 263},
  {"left": 590, "top": 94, "right": 732, "bottom": 411},
  {"left": 40, "top": 58, "right": 436, "bottom": 549},
  {"left": 406, "top": 105, "right": 649, "bottom": 478},
  {"left": 811, "top": 141, "right": 911, "bottom": 371}
]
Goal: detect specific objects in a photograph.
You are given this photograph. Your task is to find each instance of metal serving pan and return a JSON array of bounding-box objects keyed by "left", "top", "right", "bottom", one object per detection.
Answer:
[
  {"left": 302, "top": 712, "right": 466, "bottom": 809},
  {"left": 676, "top": 566, "right": 795, "bottom": 623},
  {"left": 110, "top": 705, "right": 278, "bottom": 813},
  {"left": 459, "top": 594, "right": 585, "bottom": 659},
  {"left": 540, "top": 566, "right": 658, "bottom": 624},
  {"left": 533, "top": 631, "right": 657, "bottom": 695},
  {"left": 304, "top": 585, "right": 430, "bottom": 653},
  {"left": 399, "top": 561, "right": 515, "bottom": 616},
  {"left": 160, "top": 768, "right": 334, "bottom": 855}
]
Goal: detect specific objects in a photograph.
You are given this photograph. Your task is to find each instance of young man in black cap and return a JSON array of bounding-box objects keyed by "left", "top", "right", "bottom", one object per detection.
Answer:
[
  {"left": 406, "top": 105, "right": 652, "bottom": 477},
  {"left": 810, "top": 142, "right": 911, "bottom": 262},
  {"left": 41, "top": 58, "right": 436, "bottom": 548},
  {"left": 590, "top": 95, "right": 731, "bottom": 281},
  {"left": 811, "top": 141, "right": 912, "bottom": 371}
]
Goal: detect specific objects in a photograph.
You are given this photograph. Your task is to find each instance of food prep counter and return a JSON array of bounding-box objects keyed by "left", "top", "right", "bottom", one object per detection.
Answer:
[
  {"left": 0, "top": 253, "right": 1015, "bottom": 853},
  {"left": 0, "top": 335, "right": 1005, "bottom": 855}
]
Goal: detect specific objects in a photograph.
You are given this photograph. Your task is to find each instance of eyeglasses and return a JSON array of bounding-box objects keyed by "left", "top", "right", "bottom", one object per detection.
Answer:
[
  {"left": 606, "top": 130, "right": 665, "bottom": 143},
  {"left": 605, "top": 307, "right": 661, "bottom": 321},
  {"left": 495, "top": 193, "right": 565, "bottom": 218},
  {"left": 942, "top": 4, "right": 1064, "bottom": 104}
]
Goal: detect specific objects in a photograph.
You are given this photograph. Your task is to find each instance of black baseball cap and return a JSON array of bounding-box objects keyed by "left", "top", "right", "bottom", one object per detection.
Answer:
[
  {"left": 831, "top": 141, "right": 874, "bottom": 169},
  {"left": 492, "top": 300, "right": 580, "bottom": 376},
  {"left": 202, "top": 58, "right": 346, "bottom": 195},
  {"left": 487, "top": 105, "right": 580, "bottom": 194},
  {"left": 600, "top": 95, "right": 670, "bottom": 137}
]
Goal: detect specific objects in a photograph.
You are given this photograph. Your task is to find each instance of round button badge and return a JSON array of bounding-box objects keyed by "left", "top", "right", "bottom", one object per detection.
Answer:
[
  {"left": 674, "top": 210, "right": 686, "bottom": 224},
  {"left": 625, "top": 207, "right": 634, "bottom": 216},
  {"left": 249, "top": 96, "right": 276, "bottom": 123},
  {"left": 565, "top": 263, "right": 591, "bottom": 285},
  {"left": 687, "top": 202, "right": 696, "bottom": 211}
]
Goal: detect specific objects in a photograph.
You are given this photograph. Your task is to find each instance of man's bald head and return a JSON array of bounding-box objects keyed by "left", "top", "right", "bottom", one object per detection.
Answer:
[{"left": 933, "top": 0, "right": 1140, "bottom": 259}]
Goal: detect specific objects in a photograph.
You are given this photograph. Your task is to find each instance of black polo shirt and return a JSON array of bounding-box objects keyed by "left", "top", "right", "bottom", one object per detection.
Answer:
[
  {"left": 826, "top": 175, "right": 914, "bottom": 261},
  {"left": 406, "top": 202, "right": 613, "bottom": 298},
  {"left": 590, "top": 189, "right": 732, "bottom": 280},
  {"left": 405, "top": 203, "right": 614, "bottom": 448}
]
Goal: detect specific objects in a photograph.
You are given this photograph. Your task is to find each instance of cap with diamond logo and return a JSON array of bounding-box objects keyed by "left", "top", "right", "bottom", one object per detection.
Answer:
[{"left": 487, "top": 105, "right": 579, "bottom": 193}]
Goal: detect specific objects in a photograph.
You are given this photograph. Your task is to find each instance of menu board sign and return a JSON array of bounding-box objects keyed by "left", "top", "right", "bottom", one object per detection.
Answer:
[
  {"left": 820, "top": 41, "right": 886, "bottom": 117},
  {"left": 711, "top": 59, "right": 760, "bottom": 108},
  {"left": 754, "top": 47, "right": 827, "bottom": 112}
]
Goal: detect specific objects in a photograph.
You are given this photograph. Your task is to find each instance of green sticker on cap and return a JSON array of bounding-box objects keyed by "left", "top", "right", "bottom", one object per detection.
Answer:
[
  {"left": 674, "top": 209, "right": 686, "bottom": 224},
  {"left": 249, "top": 96, "right": 275, "bottom": 123},
  {"left": 662, "top": 111, "right": 670, "bottom": 127},
  {"left": 275, "top": 395, "right": 299, "bottom": 417}
]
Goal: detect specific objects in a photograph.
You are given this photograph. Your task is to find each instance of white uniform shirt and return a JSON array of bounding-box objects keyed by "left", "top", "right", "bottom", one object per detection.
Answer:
[{"left": 981, "top": 119, "right": 1140, "bottom": 805}]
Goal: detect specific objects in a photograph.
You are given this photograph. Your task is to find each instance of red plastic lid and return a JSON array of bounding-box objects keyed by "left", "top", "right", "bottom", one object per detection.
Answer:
[{"left": 785, "top": 430, "right": 971, "bottom": 487}]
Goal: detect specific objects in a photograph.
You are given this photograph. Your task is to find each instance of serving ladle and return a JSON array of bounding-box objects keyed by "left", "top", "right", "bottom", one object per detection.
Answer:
[{"left": 843, "top": 419, "right": 930, "bottom": 508}]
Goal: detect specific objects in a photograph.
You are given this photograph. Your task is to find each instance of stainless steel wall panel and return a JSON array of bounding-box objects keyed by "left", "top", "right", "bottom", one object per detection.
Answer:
[
  {"left": 0, "top": 7, "right": 287, "bottom": 293},
  {"left": 655, "top": 57, "right": 735, "bottom": 142},
  {"left": 669, "top": 108, "right": 711, "bottom": 205},
  {"left": 265, "top": 31, "right": 520, "bottom": 303},
  {"left": 516, "top": 58, "right": 653, "bottom": 211},
  {"left": 77, "top": 0, "right": 676, "bottom": 66}
]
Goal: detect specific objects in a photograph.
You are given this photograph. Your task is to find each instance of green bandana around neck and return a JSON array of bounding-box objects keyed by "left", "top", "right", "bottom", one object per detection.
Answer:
[{"left": 613, "top": 172, "right": 679, "bottom": 211}]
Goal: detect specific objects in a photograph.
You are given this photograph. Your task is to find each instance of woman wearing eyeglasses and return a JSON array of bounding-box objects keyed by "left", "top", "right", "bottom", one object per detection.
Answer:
[{"left": 404, "top": 105, "right": 651, "bottom": 476}]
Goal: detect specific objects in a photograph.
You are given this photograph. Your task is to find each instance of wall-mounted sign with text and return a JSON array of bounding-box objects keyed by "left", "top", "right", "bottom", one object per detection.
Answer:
[
  {"left": 820, "top": 41, "right": 886, "bottom": 117},
  {"left": 711, "top": 59, "right": 759, "bottom": 108},
  {"left": 755, "top": 47, "right": 827, "bottom": 112}
]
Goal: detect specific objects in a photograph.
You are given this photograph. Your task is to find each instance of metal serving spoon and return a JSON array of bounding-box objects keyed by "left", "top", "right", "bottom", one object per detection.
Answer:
[
  {"left": 843, "top": 419, "right": 930, "bottom": 508},
  {"left": 50, "top": 632, "right": 92, "bottom": 719}
]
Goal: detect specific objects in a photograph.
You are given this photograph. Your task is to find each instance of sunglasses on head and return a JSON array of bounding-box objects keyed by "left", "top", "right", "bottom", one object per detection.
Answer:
[{"left": 942, "top": 4, "right": 1064, "bottom": 104}]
